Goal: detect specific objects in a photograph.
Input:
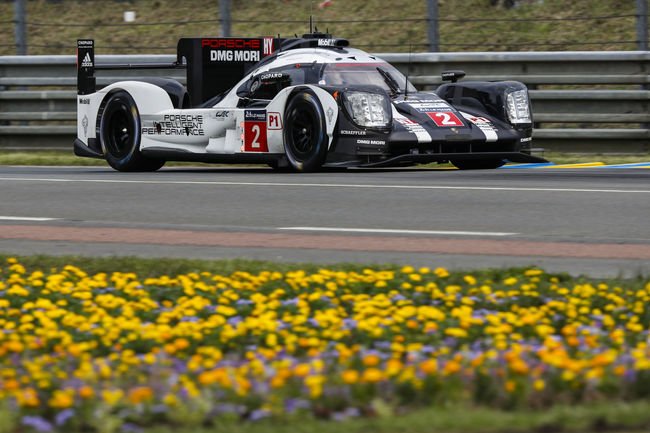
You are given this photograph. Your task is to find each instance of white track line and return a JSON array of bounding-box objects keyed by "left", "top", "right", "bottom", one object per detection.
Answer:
[
  {"left": 0, "top": 216, "right": 58, "bottom": 222},
  {"left": 0, "top": 177, "right": 649, "bottom": 194},
  {"left": 279, "top": 227, "right": 517, "bottom": 236}
]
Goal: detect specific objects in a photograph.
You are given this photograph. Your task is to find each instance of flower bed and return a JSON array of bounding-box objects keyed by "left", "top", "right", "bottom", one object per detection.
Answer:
[{"left": 1, "top": 258, "right": 649, "bottom": 431}]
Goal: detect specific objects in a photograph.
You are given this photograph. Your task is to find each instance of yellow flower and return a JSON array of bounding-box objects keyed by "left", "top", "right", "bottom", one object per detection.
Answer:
[
  {"left": 293, "top": 363, "right": 311, "bottom": 377},
  {"left": 163, "top": 393, "right": 178, "bottom": 406},
  {"left": 341, "top": 370, "right": 359, "bottom": 384},
  {"left": 362, "top": 354, "right": 381, "bottom": 367},
  {"left": 102, "top": 389, "right": 124, "bottom": 406},
  {"left": 445, "top": 328, "right": 468, "bottom": 338},
  {"left": 434, "top": 268, "right": 450, "bottom": 278},
  {"left": 419, "top": 359, "right": 438, "bottom": 375},
  {"left": 524, "top": 269, "right": 543, "bottom": 277},
  {"left": 509, "top": 359, "right": 530, "bottom": 375},
  {"left": 361, "top": 368, "right": 384, "bottom": 383},
  {"left": 128, "top": 386, "right": 153, "bottom": 405},
  {"left": 48, "top": 389, "right": 74, "bottom": 409},
  {"left": 16, "top": 387, "right": 40, "bottom": 407},
  {"left": 265, "top": 333, "right": 278, "bottom": 348},
  {"left": 174, "top": 338, "right": 190, "bottom": 351},
  {"left": 305, "top": 374, "right": 325, "bottom": 398},
  {"left": 78, "top": 386, "right": 94, "bottom": 399},
  {"left": 463, "top": 275, "right": 477, "bottom": 286},
  {"left": 562, "top": 370, "right": 576, "bottom": 381},
  {"left": 5, "top": 340, "right": 24, "bottom": 353},
  {"left": 443, "top": 360, "right": 461, "bottom": 375}
]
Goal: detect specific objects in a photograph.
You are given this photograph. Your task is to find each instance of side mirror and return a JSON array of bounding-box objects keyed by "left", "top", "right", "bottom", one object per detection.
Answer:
[{"left": 441, "top": 70, "right": 466, "bottom": 83}]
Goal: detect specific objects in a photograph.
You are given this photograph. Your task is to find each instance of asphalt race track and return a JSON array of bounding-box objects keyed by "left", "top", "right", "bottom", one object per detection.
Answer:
[{"left": 0, "top": 165, "right": 649, "bottom": 277}]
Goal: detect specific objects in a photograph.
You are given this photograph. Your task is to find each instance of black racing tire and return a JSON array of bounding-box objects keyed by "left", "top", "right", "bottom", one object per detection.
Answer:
[
  {"left": 283, "top": 90, "right": 329, "bottom": 172},
  {"left": 99, "top": 90, "right": 165, "bottom": 172},
  {"left": 451, "top": 159, "right": 506, "bottom": 170}
]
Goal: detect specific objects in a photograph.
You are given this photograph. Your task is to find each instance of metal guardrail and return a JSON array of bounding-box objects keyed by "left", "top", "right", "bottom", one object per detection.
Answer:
[{"left": 1, "top": 52, "right": 649, "bottom": 152}]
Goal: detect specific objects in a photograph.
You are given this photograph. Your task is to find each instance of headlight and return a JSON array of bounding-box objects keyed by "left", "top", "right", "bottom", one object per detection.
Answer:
[
  {"left": 343, "top": 91, "right": 391, "bottom": 128},
  {"left": 506, "top": 89, "right": 531, "bottom": 124}
]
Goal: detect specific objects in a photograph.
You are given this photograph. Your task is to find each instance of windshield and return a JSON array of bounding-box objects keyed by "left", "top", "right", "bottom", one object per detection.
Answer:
[{"left": 320, "top": 62, "right": 417, "bottom": 95}]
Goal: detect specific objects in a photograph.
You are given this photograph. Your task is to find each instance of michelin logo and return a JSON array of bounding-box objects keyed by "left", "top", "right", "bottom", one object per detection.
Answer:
[{"left": 81, "top": 52, "right": 93, "bottom": 68}]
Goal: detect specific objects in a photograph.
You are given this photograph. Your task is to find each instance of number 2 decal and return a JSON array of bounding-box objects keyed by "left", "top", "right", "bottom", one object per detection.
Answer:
[
  {"left": 250, "top": 124, "right": 261, "bottom": 148},
  {"left": 426, "top": 111, "right": 464, "bottom": 127},
  {"left": 244, "top": 121, "right": 268, "bottom": 152}
]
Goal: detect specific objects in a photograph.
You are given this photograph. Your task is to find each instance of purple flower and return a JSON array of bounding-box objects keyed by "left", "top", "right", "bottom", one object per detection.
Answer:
[
  {"left": 285, "top": 398, "right": 310, "bottom": 414},
  {"left": 151, "top": 404, "right": 168, "bottom": 414},
  {"left": 22, "top": 416, "right": 53, "bottom": 432},
  {"left": 55, "top": 409, "right": 75, "bottom": 426},
  {"left": 227, "top": 316, "right": 243, "bottom": 326},
  {"left": 122, "top": 423, "right": 144, "bottom": 433},
  {"left": 281, "top": 298, "right": 299, "bottom": 306},
  {"left": 249, "top": 409, "right": 271, "bottom": 421},
  {"left": 235, "top": 299, "right": 253, "bottom": 305},
  {"left": 332, "top": 407, "right": 361, "bottom": 421},
  {"left": 213, "top": 403, "right": 246, "bottom": 415}
]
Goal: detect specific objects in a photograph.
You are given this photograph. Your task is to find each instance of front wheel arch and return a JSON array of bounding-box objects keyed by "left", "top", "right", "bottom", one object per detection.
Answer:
[
  {"left": 282, "top": 89, "right": 329, "bottom": 172},
  {"left": 98, "top": 89, "right": 164, "bottom": 172}
]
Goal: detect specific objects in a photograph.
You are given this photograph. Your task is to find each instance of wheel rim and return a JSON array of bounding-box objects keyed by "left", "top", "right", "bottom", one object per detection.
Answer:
[
  {"left": 106, "top": 103, "right": 133, "bottom": 158},
  {"left": 289, "top": 106, "right": 318, "bottom": 158}
]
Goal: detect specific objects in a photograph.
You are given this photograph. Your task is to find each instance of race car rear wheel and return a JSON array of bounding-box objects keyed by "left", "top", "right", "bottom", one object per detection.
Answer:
[
  {"left": 283, "top": 90, "right": 328, "bottom": 172},
  {"left": 100, "top": 90, "right": 165, "bottom": 172},
  {"left": 451, "top": 159, "right": 506, "bottom": 170}
]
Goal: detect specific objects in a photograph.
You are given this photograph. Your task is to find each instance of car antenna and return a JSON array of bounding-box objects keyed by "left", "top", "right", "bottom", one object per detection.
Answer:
[
  {"left": 309, "top": 15, "right": 313, "bottom": 34},
  {"left": 404, "top": 44, "right": 412, "bottom": 100}
]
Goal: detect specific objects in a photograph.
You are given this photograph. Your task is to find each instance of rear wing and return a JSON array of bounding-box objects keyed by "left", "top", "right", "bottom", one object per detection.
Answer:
[
  {"left": 76, "top": 33, "right": 348, "bottom": 105},
  {"left": 76, "top": 39, "right": 185, "bottom": 96},
  {"left": 76, "top": 37, "right": 279, "bottom": 106}
]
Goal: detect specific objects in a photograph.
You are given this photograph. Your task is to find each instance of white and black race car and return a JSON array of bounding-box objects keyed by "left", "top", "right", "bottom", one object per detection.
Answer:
[{"left": 74, "top": 33, "right": 545, "bottom": 171}]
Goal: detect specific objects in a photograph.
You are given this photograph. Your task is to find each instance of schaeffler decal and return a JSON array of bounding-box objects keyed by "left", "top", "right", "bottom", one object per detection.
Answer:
[{"left": 460, "top": 111, "right": 498, "bottom": 142}]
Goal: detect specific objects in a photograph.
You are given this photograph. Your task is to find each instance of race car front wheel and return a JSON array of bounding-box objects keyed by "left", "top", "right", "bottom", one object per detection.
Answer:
[
  {"left": 100, "top": 90, "right": 165, "bottom": 172},
  {"left": 451, "top": 159, "right": 506, "bottom": 170},
  {"left": 283, "top": 90, "right": 328, "bottom": 172}
]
